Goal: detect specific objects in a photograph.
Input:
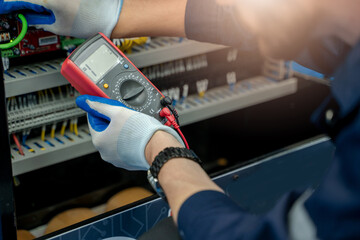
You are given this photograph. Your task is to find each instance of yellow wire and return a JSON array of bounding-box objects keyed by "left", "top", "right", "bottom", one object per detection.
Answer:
[
  {"left": 121, "top": 39, "right": 132, "bottom": 53},
  {"left": 74, "top": 123, "right": 78, "bottom": 136},
  {"left": 38, "top": 90, "right": 45, "bottom": 104},
  {"left": 133, "top": 37, "right": 148, "bottom": 45},
  {"left": 117, "top": 37, "right": 148, "bottom": 53},
  {"left": 50, "top": 128, "right": 55, "bottom": 138},
  {"left": 60, "top": 124, "right": 66, "bottom": 136},
  {"left": 58, "top": 86, "right": 63, "bottom": 98},
  {"left": 41, "top": 128, "right": 46, "bottom": 141},
  {"left": 69, "top": 120, "right": 74, "bottom": 133},
  {"left": 49, "top": 88, "right": 55, "bottom": 100}
]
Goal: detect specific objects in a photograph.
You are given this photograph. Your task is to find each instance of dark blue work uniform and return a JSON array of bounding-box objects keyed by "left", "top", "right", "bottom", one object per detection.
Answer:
[{"left": 177, "top": 0, "right": 360, "bottom": 239}]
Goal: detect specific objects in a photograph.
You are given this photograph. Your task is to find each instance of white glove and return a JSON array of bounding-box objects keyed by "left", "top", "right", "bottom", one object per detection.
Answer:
[
  {"left": 76, "top": 95, "right": 184, "bottom": 171},
  {"left": 0, "top": 0, "right": 123, "bottom": 38}
]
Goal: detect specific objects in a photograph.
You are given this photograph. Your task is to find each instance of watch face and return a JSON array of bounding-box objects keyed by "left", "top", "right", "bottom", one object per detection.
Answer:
[{"left": 147, "top": 170, "right": 166, "bottom": 200}]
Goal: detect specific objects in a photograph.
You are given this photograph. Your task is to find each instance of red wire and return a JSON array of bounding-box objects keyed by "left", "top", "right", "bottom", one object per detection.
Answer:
[
  {"left": 12, "top": 133, "right": 24, "bottom": 156},
  {"left": 174, "top": 125, "right": 190, "bottom": 149},
  {"left": 160, "top": 107, "right": 190, "bottom": 149},
  {"left": 170, "top": 119, "right": 189, "bottom": 149}
]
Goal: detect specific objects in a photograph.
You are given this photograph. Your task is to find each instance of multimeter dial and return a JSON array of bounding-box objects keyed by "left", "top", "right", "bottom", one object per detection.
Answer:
[
  {"left": 120, "top": 80, "right": 147, "bottom": 107},
  {"left": 112, "top": 72, "right": 155, "bottom": 112}
]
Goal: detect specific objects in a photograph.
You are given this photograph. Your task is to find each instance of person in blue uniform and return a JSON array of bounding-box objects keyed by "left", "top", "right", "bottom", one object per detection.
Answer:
[{"left": 2, "top": 0, "right": 360, "bottom": 239}]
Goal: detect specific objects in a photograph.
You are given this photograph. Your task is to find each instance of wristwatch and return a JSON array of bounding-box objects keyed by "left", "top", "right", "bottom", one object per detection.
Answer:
[{"left": 147, "top": 147, "right": 202, "bottom": 201}]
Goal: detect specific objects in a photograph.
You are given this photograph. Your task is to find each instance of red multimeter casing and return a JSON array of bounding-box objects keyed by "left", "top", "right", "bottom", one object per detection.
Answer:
[{"left": 61, "top": 32, "right": 165, "bottom": 122}]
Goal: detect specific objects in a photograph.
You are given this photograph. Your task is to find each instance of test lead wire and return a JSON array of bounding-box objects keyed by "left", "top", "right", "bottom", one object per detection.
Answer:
[{"left": 12, "top": 133, "right": 24, "bottom": 156}]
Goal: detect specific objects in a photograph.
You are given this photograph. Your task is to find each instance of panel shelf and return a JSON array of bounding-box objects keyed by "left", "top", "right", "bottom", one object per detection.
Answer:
[
  {"left": 11, "top": 77, "right": 297, "bottom": 175},
  {"left": 4, "top": 38, "right": 226, "bottom": 97}
]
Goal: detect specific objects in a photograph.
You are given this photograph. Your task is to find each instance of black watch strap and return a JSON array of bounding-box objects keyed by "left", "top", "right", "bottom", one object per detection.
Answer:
[{"left": 150, "top": 147, "right": 202, "bottom": 179}]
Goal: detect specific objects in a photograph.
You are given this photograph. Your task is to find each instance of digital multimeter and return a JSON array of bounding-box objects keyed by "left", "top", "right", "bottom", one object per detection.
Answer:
[{"left": 61, "top": 33, "right": 166, "bottom": 122}]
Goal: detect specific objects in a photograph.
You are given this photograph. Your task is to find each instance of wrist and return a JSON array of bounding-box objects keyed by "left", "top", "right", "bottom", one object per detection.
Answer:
[{"left": 145, "top": 130, "right": 183, "bottom": 165}]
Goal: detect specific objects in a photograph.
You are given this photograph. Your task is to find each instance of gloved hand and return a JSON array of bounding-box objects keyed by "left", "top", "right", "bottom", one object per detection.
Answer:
[
  {"left": 0, "top": 0, "right": 123, "bottom": 38},
  {"left": 76, "top": 95, "right": 184, "bottom": 171}
]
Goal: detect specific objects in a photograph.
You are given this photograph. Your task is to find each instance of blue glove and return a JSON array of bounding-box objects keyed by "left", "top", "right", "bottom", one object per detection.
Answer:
[
  {"left": 76, "top": 95, "right": 184, "bottom": 171},
  {"left": 0, "top": 0, "right": 123, "bottom": 38},
  {"left": 0, "top": 0, "right": 55, "bottom": 25}
]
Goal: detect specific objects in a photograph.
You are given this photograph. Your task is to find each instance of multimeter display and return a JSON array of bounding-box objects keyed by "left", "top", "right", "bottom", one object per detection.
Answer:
[
  {"left": 61, "top": 33, "right": 165, "bottom": 122},
  {"left": 80, "top": 44, "right": 120, "bottom": 82}
]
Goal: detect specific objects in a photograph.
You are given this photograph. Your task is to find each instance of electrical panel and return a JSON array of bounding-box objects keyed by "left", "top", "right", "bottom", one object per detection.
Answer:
[
  {"left": 0, "top": 14, "right": 301, "bottom": 238},
  {"left": 0, "top": 14, "right": 60, "bottom": 58}
]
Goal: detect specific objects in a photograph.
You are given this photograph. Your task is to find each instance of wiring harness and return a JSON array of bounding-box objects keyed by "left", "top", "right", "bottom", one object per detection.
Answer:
[{"left": 0, "top": 14, "right": 28, "bottom": 50}]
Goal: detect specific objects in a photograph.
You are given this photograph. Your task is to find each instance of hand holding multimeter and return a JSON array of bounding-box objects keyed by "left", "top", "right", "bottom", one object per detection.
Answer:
[
  {"left": 75, "top": 94, "right": 185, "bottom": 170},
  {"left": 62, "top": 33, "right": 169, "bottom": 123},
  {"left": 61, "top": 33, "right": 188, "bottom": 170}
]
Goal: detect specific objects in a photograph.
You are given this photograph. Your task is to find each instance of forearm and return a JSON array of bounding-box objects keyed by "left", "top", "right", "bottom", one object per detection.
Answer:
[
  {"left": 159, "top": 158, "right": 223, "bottom": 223},
  {"left": 111, "top": 0, "right": 255, "bottom": 49},
  {"left": 111, "top": 0, "right": 187, "bottom": 38},
  {"left": 145, "top": 131, "right": 223, "bottom": 223}
]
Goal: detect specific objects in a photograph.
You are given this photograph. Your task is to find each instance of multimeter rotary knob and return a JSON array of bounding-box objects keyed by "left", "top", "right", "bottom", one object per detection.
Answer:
[{"left": 120, "top": 80, "right": 147, "bottom": 107}]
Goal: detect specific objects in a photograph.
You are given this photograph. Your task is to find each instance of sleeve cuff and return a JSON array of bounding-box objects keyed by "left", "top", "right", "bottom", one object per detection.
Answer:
[{"left": 177, "top": 190, "right": 254, "bottom": 239}]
